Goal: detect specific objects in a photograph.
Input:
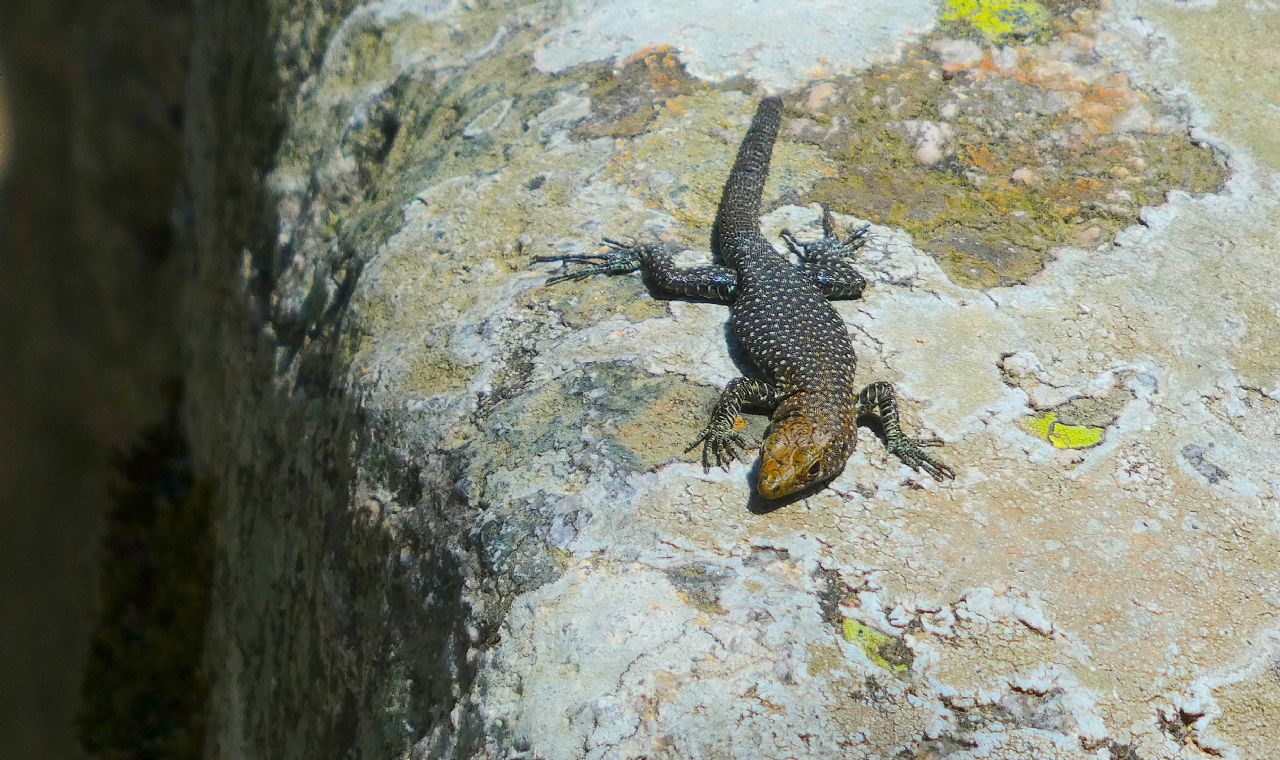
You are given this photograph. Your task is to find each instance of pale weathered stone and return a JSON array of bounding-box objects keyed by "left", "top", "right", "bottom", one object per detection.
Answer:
[{"left": 188, "top": 1, "right": 1280, "bottom": 758}]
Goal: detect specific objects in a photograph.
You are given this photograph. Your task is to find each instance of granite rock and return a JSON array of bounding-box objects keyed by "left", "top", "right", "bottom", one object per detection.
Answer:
[{"left": 187, "top": 1, "right": 1280, "bottom": 757}]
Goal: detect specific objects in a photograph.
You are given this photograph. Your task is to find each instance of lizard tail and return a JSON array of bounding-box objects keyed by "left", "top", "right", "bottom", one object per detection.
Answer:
[{"left": 713, "top": 96, "right": 782, "bottom": 264}]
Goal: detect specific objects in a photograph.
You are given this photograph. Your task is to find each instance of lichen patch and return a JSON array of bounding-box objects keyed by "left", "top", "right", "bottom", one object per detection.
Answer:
[{"left": 797, "top": 7, "right": 1226, "bottom": 288}]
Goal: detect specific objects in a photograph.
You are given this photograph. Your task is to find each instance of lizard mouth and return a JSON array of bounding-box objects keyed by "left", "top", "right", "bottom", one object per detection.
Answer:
[{"left": 758, "top": 450, "right": 824, "bottom": 499}]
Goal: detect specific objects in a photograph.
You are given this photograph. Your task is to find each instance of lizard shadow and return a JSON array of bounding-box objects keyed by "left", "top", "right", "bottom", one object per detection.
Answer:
[
  {"left": 720, "top": 319, "right": 762, "bottom": 379},
  {"left": 855, "top": 412, "right": 893, "bottom": 447},
  {"left": 744, "top": 474, "right": 832, "bottom": 514}
]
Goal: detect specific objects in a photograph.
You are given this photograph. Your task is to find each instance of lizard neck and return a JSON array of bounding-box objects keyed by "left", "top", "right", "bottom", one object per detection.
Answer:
[{"left": 768, "top": 386, "right": 860, "bottom": 452}]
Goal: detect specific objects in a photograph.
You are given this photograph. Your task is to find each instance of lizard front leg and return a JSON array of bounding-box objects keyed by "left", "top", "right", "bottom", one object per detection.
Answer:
[
  {"left": 535, "top": 239, "right": 740, "bottom": 302},
  {"left": 855, "top": 380, "right": 955, "bottom": 481},
  {"left": 686, "top": 377, "right": 781, "bottom": 471},
  {"left": 781, "top": 205, "right": 868, "bottom": 299}
]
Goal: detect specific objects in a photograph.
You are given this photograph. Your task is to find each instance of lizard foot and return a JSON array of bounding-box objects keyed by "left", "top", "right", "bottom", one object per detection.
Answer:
[
  {"left": 888, "top": 440, "right": 956, "bottom": 482},
  {"left": 781, "top": 205, "right": 869, "bottom": 261},
  {"left": 533, "top": 238, "right": 643, "bottom": 284},
  {"left": 685, "top": 425, "right": 754, "bottom": 473}
]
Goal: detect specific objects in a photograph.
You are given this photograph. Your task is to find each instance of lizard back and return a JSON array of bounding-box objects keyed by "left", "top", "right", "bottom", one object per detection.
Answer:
[{"left": 717, "top": 98, "right": 859, "bottom": 410}]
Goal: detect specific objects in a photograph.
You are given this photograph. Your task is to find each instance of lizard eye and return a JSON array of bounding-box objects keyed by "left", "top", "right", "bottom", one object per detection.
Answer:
[{"left": 807, "top": 461, "right": 822, "bottom": 477}]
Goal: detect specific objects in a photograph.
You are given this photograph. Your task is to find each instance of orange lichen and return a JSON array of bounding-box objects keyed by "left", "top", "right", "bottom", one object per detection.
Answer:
[{"left": 625, "top": 45, "right": 689, "bottom": 95}]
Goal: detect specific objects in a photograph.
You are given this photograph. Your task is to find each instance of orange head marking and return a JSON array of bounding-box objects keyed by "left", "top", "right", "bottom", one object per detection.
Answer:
[{"left": 757, "top": 414, "right": 841, "bottom": 500}]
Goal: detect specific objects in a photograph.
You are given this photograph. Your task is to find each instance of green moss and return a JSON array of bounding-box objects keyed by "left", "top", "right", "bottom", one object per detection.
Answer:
[
  {"left": 1053, "top": 392, "right": 1131, "bottom": 429},
  {"left": 1021, "top": 411, "right": 1105, "bottom": 449},
  {"left": 400, "top": 346, "right": 475, "bottom": 399},
  {"left": 801, "top": 46, "right": 1227, "bottom": 289},
  {"left": 575, "top": 45, "right": 708, "bottom": 139},
  {"left": 1134, "top": 133, "right": 1231, "bottom": 197},
  {"left": 474, "top": 362, "right": 712, "bottom": 478},
  {"left": 549, "top": 547, "right": 575, "bottom": 570},
  {"left": 842, "top": 620, "right": 912, "bottom": 673},
  {"left": 665, "top": 564, "right": 729, "bottom": 614}
]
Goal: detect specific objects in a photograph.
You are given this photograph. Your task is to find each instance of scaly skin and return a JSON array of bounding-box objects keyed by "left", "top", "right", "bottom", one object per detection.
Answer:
[{"left": 536, "top": 97, "right": 955, "bottom": 498}]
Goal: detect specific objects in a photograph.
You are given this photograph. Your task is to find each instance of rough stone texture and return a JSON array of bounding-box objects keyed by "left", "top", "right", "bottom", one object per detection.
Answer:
[{"left": 188, "top": 1, "right": 1279, "bottom": 758}]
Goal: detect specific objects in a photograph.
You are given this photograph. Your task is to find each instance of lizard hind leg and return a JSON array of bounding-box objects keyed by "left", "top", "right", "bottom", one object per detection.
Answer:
[
  {"left": 780, "top": 205, "right": 870, "bottom": 263},
  {"left": 781, "top": 205, "right": 869, "bottom": 299},
  {"left": 795, "top": 264, "right": 868, "bottom": 300},
  {"left": 856, "top": 380, "right": 956, "bottom": 481}
]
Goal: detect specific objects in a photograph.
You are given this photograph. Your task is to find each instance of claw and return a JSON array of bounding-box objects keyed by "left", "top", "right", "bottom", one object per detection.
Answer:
[
  {"left": 685, "top": 430, "right": 713, "bottom": 472},
  {"left": 908, "top": 434, "right": 945, "bottom": 448},
  {"left": 722, "top": 436, "right": 749, "bottom": 468},
  {"left": 531, "top": 253, "right": 609, "bottom": 263},
  {"left": 820, "top": 204, "right": 836, "bottom": 237},
  {"left": 918, "top": 457, "right": 956, "bottom": 482},
  {"left": 534, "top": 239, "right": 644, "bottom": 284},
  {"left": 780, "top": 229, "right": 804, "bottom": 258},
  {"left": 783, "top": 209, "right": 868, "bottom": 262},
  {"left": 820, "top": 204, "right": 869, "bottom": 246},
  {"left": 717, "top": 446, "right": 733, "bottom": 471},
  {"left": 687, "top": 423, "right": 756, "bottom": 473},
  {"left": 601, "top": 236, "right": 638, "bottom": 251},
  {"left": 890, "top": 441, "right": 956, "bottom": 483},
  {"left": 544, "top": 268, "right": 600, "bottom": 284}
]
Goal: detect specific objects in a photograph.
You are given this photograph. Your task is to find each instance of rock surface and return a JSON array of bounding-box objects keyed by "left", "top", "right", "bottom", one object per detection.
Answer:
[{"left": 188, "top": 1, "right": 1280, "bottom": 758}]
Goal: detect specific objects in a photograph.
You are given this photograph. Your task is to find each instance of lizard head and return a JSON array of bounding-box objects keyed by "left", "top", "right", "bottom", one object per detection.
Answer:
[{"left": 757, "top": 413, "right": 846, "bottom": 499}]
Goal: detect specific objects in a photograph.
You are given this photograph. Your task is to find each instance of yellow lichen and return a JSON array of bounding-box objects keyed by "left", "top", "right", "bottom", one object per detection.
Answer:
[
  {"left": 1021, "top": 411, "right": 1105, "bottom": 449},
  {"left": 842, "top": 620, "right": 909, "bottom": 672},
  {"left": 942, "top": 0, "right": 1053, "bottom": 43}
]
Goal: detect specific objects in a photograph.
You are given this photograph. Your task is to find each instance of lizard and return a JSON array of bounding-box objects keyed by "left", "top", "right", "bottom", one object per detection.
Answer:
[{"left": 535, "top": 96, "right": 955, "bottom": 499}]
